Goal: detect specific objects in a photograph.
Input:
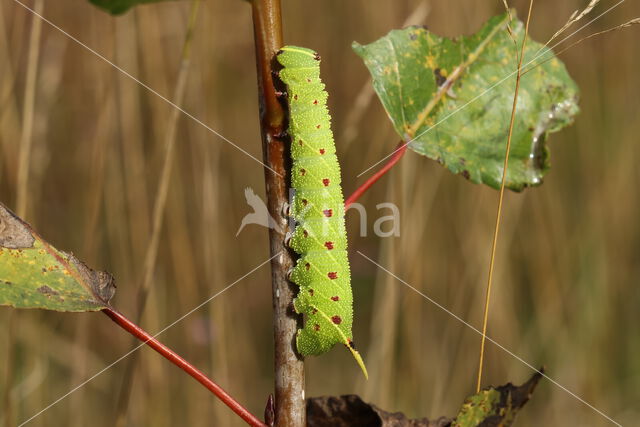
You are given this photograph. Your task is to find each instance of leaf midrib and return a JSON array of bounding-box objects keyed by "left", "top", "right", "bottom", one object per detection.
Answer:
[{"left": 406, "top": 13, "right": 511, "bottom": 138}]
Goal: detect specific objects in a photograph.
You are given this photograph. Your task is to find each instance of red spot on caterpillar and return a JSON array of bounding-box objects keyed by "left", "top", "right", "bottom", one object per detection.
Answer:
[
  {"left": 323, "top": 209, "right": 333, "bottom": 217},
  {"left": 305, "top": 262, "right": 310, "bottom": 271},
  {"left": 302, "top": 199, "right": 308, "bottom": 206},
  {"left": 324, "top": 241, "right": 334, "bottom": 250},
  {"left": 328, "top": 272, "right": 338, "bottom": 280},
  {"left": 306, "top": 78, "right": 312, "bottom": 83},
  {"left": 319, "top": 149, "right": 325, "bottom": 154},
  {"left": 303, "top": 230, "right": 309, "bottom": 238},
  {"left": 309, "top": 289, "right": 314, "bottom": 296},
  {"left": 300, "top": 168, "right": 306, "bottom": 176},
  {"left": 294, "top": 94, "right": 298, "bottom": 100},
  {"left": 299, "top": 139, "right": 304, "bottom": 146},
  {"left": 331, "top": 296, "right": 340, "bottom": 301},
  {"left": 314, "top": 324, "right": 320, "bottom": 331},
  {"left": 313, "top": 100, "right": 318, "bottom": 105},
  {"left": 316, "top": 124, "right": 321, "bottom": 129},
  {"left": 314, "top": 53, "right": 321, "bottom": 61},
  {"left": 331, "top": 315, "right": 342, "bottom": 325},
  {"left": 312, "top": 308, "right": 318, "bottom": 314},
  {"left": 322, "top": 178, "right": 330, "bottom": 187}
]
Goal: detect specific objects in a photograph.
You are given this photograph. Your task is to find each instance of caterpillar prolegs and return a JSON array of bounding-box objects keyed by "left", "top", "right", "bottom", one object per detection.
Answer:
[{"left": 276, "top": 46, "right": 367, "bottom": 378}]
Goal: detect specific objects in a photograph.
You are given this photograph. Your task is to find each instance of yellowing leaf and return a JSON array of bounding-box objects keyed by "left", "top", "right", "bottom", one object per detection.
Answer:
[{"left": 0, "top": 202, "right": 115, "bottom": 312}]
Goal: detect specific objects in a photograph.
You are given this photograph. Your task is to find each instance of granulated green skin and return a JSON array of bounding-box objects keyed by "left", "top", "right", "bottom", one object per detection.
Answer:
[{"left": 277, "top": 46, "right": 367, "bottom": 377}]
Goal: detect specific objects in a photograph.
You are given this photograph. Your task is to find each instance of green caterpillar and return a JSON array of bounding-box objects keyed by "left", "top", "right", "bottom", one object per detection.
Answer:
[{"left": 276, "top": 46, "right": 367, "bottom": 378}]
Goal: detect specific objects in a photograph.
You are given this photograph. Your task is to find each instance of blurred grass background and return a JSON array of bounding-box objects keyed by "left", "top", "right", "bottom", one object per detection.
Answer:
[{"left": 0, "top": 0, "right": 638, "bottom": 425}]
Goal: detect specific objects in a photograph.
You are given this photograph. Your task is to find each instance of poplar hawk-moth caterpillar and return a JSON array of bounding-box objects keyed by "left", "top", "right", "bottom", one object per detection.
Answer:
[{"left": 276, "top": 46, "right": 368, "bottom": 378}]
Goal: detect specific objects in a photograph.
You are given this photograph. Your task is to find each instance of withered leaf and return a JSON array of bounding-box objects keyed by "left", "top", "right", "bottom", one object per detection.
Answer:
[{"left": 306, "top": 371, "right": 542, "bottom": 427}]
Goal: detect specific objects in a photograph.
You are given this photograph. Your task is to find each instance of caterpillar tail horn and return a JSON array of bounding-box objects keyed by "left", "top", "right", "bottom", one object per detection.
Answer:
[{"left": 347, "top": 341, "right": 368, "bottom": 380}]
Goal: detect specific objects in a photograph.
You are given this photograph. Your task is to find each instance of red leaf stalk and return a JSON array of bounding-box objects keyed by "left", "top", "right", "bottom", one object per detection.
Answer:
[
  {"left": 345, "top": 141, "right": 408, "bottom": 209},
  {"left": 102, "top": 308, "right": 266, "bottom": 427}
]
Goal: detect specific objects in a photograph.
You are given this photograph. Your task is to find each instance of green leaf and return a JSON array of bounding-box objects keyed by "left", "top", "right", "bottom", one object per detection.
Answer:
[
  {"left": 452, "top": 370, "right": 543, "bottom": 426},
  {"left": 0, "top": 202, "right": 115, "bottom": 312},
  {"left": 89, "top": 0, "right": 172, "bottom": 15},
  {"left": 353, "top": 12, "right": 579, "bottom": 191}
]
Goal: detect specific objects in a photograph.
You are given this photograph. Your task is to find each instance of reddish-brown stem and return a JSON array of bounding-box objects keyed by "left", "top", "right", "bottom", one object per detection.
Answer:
[
  {"left": 345, "top": 141, "right": 408, "bottom": 209},
  {"left": 102, "top": 308, "right": 266, "bottom": 427},
  {"left": 250, "top": 0, "right": 306, "bottom": 425}
]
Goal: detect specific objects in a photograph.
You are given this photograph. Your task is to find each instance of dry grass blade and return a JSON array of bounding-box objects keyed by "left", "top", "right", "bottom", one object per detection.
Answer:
[
  {"left": 554, "top": 16, "right": 640, "bottom": 49},
  {"left": 544, "top": 0, "right": 601, "bottom": 47},
  {"left": 500, "top": 0, "right": 517, "bottom": 47},
  {"left": 15, "top": 0, "right": 43, "bottom": 219},
  {"left": 138, "top": 0, "right": 200, "bottom": 324},
  {"left": 524, "top": 17, "right": 640, "bottom": 76},
  {"left": 0, "top": 2, "right": 21, "bottom": 182},
  {"left": 476, "top": 0, "right": 535, "bottom": 393}
]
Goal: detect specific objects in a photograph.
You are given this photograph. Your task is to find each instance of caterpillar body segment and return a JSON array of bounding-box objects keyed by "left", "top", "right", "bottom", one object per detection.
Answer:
[{"left": 276, "top": 46, "right": 367, "bottom": 378}]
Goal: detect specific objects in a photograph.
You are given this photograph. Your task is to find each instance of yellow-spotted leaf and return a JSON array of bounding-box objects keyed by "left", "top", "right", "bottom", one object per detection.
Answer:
[
  {"left": 0, "top": 202, "right": 115, "bottom": 312},
  {"left": 353, "top": 12, "right": 579, "bottom": 191}
]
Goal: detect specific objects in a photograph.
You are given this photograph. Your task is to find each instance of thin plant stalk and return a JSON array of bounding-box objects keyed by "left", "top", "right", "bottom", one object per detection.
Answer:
[{"left": 476, "top": 0, "right": 535, "bottom": 392}]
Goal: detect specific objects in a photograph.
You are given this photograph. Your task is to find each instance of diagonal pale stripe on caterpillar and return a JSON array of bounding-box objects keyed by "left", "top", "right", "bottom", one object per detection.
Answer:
[{"left": 276, "top": 46, "right": 367, "bottom": 378}]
